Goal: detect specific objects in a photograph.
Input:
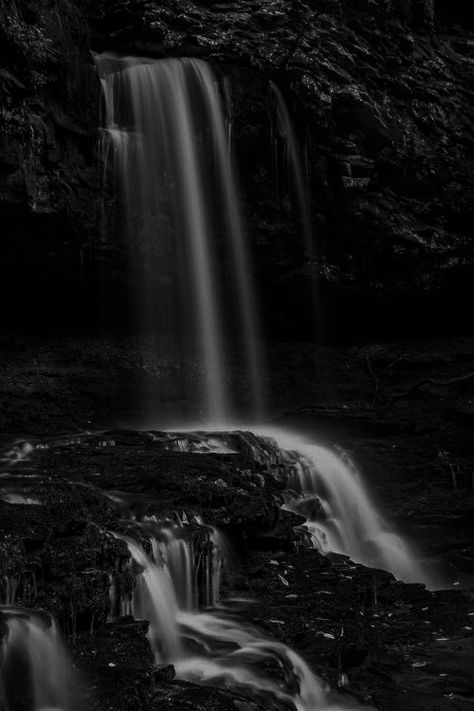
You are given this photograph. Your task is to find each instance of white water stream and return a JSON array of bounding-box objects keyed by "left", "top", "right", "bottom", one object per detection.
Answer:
[
  {"left": 270, "top": 81, "right": 313, "bottom": 254},
  {"left": 123, "top": 525, "right": 363, "bottom": 711},
  {"left": 260, "top": 428, "right": 431, "bottom": 585},
  {"left": 97, "top": 55, "right": 263, "bottom": 421},
  {"left": 0, "top": 606, "right": 80, "bottom": 711}
]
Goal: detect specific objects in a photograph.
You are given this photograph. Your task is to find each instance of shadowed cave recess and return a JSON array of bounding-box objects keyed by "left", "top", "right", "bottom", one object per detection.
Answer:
[{"left": 1, "top": 2, "right": 474, "bottom": 711}]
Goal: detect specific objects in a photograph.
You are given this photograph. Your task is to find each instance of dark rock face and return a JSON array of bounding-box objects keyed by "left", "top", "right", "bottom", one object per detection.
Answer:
[
  {"left": 0, "top": 477, "right": 127, "bottom": 634},
  {"left": 90, "top": 0, "right": 474, "bottom": 339},
  {"left": 0, "top": 1, "right": 473, "bottom": 339},
  {"left": 0, "top": 0, "right": 101, "bottom": 332},
  {"left": 38, "top": 429, "right": 284, "bottom": 533}
]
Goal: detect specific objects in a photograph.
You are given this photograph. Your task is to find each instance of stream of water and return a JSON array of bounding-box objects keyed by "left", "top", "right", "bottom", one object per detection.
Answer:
[
  {"left": 0, "top": 606, "right": 81, "bottom": 711},
  {"left": 117, "top": 519, "right": 363, "bottom": 711},
  {"left": 269, "top": 81, "right": 313, "bottom": 255},
  {"left": 96, "top": 54, "right": 263, "bottom": 422}
]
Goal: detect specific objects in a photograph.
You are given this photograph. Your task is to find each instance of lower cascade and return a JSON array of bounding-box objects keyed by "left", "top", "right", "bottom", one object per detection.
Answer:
[
  {"left": 260, "top": 429, "right": 432, "bottom": 586},
  {"left": 158, "top": 427, "right": 434, "bottom": 586},
  {"left": 120, "top": 521, "right": 363, "bottom": 711},
  {"left": 0, "top": 606, "right": 81, "bottom": 711},
  {"left": 103, "top": 426, "right": 432, "bottom": 709},
  {"left": 0, "top": 427, "right": 443, "bottom": 709}
]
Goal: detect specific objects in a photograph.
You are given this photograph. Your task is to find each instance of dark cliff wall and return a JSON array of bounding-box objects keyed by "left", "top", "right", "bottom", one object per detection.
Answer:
[
  {"left": 0, "top": 0, "right": 100, "bottom": 330},
  {"left": 1, "top": 0, "right": 473, "bottom": 340}
]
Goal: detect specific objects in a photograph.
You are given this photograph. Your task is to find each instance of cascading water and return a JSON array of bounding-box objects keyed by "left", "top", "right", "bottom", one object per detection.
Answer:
[
  {"left": 269, "top": 83, "right": 321, "bottom": 338},
  {"left": 125, "top": 535, "right": 184, "bottom": 661},
  {"left": 177, "top": 612, "right": 357, "bottom": 711},
  {"left": 121, "top": 525, "right": 362, "bottom": 711},
  {"left": 280, "top": 430, "right": 432, "bottom": 584},
  {"left": 0, "top": 606, "right": 81, "bottom": 711},
  {"left": 156, "top": 428, "right": 434, "bottom": 586},
  {"left": 262, "top": 428, "right": 432, "bottom": 585},
  {"left": 96, "top": 54, "right": 263, "bottom": 422},
  {"left": 114, "top": 520, "right": 223, "bottom": 660},
  {"left": 0, "top": 427, "right": 433, "bottom": 709},
  {"left": 269, "top": 82, "right": 313, "bottom": 254}
]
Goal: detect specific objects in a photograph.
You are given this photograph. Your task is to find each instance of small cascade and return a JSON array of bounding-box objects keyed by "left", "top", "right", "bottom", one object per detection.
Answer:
[
  {"left": 1, "top": 572, "right": 38, "bottom": 609},
  {"left": 125, "top": 536, "right": 184, "bottom": 661},
  {"left": 0, "top": 606, "right": 81, "bottom": 711},
  {"left": 258, "top": 428, "right": 432, "bottom": 585},
  {"left": 156, "top": 431, "right": 237, "bottom": 455},
  {"left": 122, "top": 526, "right": 361, "bottom": 711},
  {"left": 208, "top": 528, "right": 226, "bottom": 607},
  {"left": 177, "top": 611, "right": 356, "bottom": 711},
  {"left": 146, "top": 518, "right": 223, "bottom": 609},
  {"left": 96, "top": 54, "right": 263, "bottom": 422},
  {"left": 1, "top": 576, "right": 19, "bottom": 605},
  {"left": 157, "top": 533, "right": 195, "bottom": 610},
  {"left": 269, "top": 83, "right": 321, "bottom": 339},
  {"left": 152, "top": 428, "right": 433, "bottom": 585},
  {"left": 269, "top": 82, "right": 313, "bottom": 254},
  {"left": 117, "top": 521, "right": 223, "bottom": 661}
]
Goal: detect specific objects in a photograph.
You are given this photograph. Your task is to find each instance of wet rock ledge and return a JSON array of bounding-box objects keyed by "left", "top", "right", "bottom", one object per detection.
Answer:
[{"left": 0, "top": 428, "right": 473, "bottom": 710}]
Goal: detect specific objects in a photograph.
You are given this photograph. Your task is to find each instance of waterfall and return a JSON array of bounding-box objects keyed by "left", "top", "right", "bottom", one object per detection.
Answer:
[
  {"left": 269, "top": 82, "right": 321, "bottom": 339},
  {"left": 256, "top": 428, "right": 433, "bottom": 586},
  {"left": 269, "top": 82, "right": 313, "bottom": 254},
  {"left": 125, "top": 535, "right": 184, "bottom": 661},
  {"left": 155, "top": 428, "right": 434, "bottom": 586},
  {"left": 116, "top": 522, "right": 222, "bottom": 661},
  {"left": 121, "top": 527, "right": 362, "bottom": 711},
  {"left": 0, "top": 606, "right": 81, "bottom": 711},
  {"left": 177, "top": 612, "right": 354, "bottom": 711},
  {"left": 96, "top": 54, "right": 263, "bottom": 422}
]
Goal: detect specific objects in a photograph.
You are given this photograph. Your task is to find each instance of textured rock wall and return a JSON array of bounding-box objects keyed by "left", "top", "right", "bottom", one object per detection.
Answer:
[
  {"left": 1, "top": 0, "right": 473, "bottom": 339},
  {"left": 0, "top": 0, "right": 100, "bottom": 330}
]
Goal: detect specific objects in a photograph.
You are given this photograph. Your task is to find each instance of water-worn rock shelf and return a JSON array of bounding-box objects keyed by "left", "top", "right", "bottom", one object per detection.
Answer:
[{"left": 1, "top": 428, "right": 473, "bottom": 710}]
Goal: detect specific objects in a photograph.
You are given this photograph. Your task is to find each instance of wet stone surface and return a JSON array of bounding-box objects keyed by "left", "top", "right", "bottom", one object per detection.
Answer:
[
  {"left": 0, "top": 424, "right": 473, "bottom": 710},
  {"left": 230, "top": 547, "right": 474, "bottom": 710}
]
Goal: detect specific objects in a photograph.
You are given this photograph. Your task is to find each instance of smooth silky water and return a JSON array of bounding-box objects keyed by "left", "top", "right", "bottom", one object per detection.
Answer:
[
  {"left": 116, "top": 521, "right": 365, "bottom": 711},
  {"left": 269, "top": 81, "right": 313, "bottom": 254},
  {"left": 255, "top": 428, "right": 435, "bottom": 586},
  {"left": 158, "top": 426, "right": 437, "bottom": 587},
  {"left": 0, "top": 425, "right": 439, "bottom": 710},
  {"left": 96, "top": 54, "right": 263, "bottom": 423},
  {"left": 0, "top": 606, "right": 81, "bottom": 711},
  {"left": 269, "top": 82, "right": 321, "bottom": 339},
  {"left": 105, "top": 423, "right": 437, "bottom": 709}
]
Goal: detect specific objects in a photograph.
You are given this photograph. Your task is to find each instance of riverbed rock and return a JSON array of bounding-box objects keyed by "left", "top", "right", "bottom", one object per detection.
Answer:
[
  {"left": 35, "top": 429, "right": 285, "bottom": 534},
  {"left": 228, "top": 546, "right": 474, "bottom": 710},
  {"left": 0, "top": 478, "right": 128, "bottom": 633},
  {"left": 1, "top": 419, "right": 474, "bottom": 710}
]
